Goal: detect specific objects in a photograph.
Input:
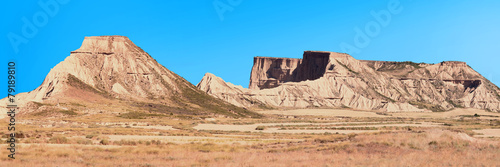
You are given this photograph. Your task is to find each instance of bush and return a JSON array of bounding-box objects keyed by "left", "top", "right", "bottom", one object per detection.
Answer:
[
  {"left": 100, "top": 139, "right": 110, "bottom": 145},
  {"left": 348, "top": 133, "right": 357, "bottom": 140},
  {"left": 49, "top": 135, "right": 69, "bottom": 144},
  {"left": 255, "top": 126, "right": 266, "bottom": 130},
  {"left": 86, "top": 134, "right": 96, "bottom": 139},
  {"left": 151, "top": 140, "right": 161, "bottom": 145},
  {"left": 75, "top": 138, "right": 92, "bottom": 145}
]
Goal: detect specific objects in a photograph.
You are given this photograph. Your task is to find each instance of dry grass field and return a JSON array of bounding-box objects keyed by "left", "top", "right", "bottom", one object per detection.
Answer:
[{"left": 1, "top": 107, "right": 500, "bottom": 166}]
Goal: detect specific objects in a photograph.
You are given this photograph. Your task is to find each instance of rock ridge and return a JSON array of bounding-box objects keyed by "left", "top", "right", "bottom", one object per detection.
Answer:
[
  {"left": 0, "top": 36, "right": 257, "bottom": 118},
  {"left": 198, "top": 51, "right": 500, "bottom": 112}
]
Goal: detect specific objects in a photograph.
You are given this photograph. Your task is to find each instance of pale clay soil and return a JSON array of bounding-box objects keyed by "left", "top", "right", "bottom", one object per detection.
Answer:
[
  {"left": 258, "top": 108, "right": 500, "bottom": 119},
  {"left": 473, "top": 129, "right": 500, "bottom": 138},
  {"left": 193, "top": 122, "right": 442, "bottom": 133},
  {"left": 4, "top": 108, "right": 498, "bottom": 120},
  {"left": 2, "top": 108, "right": 499, "bottom": 147},
  {"left": 391, "top": 108, "right": 500, "bottom": 119},
  {"left": 256, "top": 108, "right": 388, "bottom": 117}
]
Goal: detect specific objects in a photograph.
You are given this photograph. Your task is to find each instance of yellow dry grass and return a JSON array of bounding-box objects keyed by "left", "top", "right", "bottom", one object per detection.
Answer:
[
  {"left": 1, "top": 129, "right": 499, "bottom": 166},
  {"left": 1, "top": 107, "right": 500, "bottom": 166}
]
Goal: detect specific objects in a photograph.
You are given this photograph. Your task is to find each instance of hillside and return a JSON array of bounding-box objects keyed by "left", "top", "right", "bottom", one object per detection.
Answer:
[
  {"left": 198, "top": 51, "right": 500, "bottom": 112},
  {"left": 0, "top": 36, "right": 259, "bottom": 119}
]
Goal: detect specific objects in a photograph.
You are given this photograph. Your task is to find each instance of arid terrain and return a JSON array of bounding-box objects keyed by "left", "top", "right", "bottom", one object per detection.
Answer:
[
  {"left": 1, "top": 107, "right": 500, "bottom": 166},
  {"left": 1, "top": 36, "right": 499, "bottom": 166}
]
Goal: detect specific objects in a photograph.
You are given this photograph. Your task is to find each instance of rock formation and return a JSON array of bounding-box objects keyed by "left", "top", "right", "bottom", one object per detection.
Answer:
[
  {"left": 198, "top": 51, "right": 500, "bottom": 112},
  {"left": 0, "top": 36, "right": 258, "bottom": 119}
]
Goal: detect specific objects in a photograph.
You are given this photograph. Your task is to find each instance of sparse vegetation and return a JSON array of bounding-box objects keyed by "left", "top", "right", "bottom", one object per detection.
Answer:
[
  {"left": 336, "top": 60, "right": 358, "bottom": 74},
  {"left": 3, "top": 127, "right": 499, "bottom": 166},
  {"left": 49, "top": 135, "right": 69, "bottom": 144},
  {"left": 4, "top": 100, "right": 500, "bottom": 166},
  {"left": 409, "top": 101, "right": 446, "bottom": 112},
  {"left": 375, "top": 91, "right": 396, "bottom": 102},
  {"left": 376, "top": 61, "right": 423, "bottom": 72},
  {"left": 447, "top": 100, "right": 464, "bottom": 108},
  {"left": 67, "top": 74, "right": 111, "bottom": 98},
  {"left": 32, "top": 101, "right": 47, "bottom": 107},
  {"left": 172, "top": 76, "right": 262, "bottom": 118},
  {"left": 100, "top": 139, "right": 110, "bottom": 145},
  {"left": 33, "top": 109, "right": 78, "bottom": 116},
  {"left": 255, "top": 126, "right": 266, "bottom": 130},
  {"left": 75, "top": 137, "right": 93, "bottom": 145},
  {"left": 118, "top": 111, "right": 165, "bottom": 119},
  {"left": 341, "top": 104, "right": 351, "bottom": 109},
  {"left": 59, "top": 109, "right": 78, "bottom": 115}
]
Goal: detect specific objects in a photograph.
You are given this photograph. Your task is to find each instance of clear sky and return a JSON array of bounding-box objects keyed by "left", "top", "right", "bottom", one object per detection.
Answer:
[{"left": 1, "top": 0, "right": 499, "bottom": 97}]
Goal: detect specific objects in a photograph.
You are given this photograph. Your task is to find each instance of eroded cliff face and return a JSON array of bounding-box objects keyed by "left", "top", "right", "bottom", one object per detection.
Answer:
[
  {"left": 198, "top": 51, "right": 500, "bottom": 112},
  {"left": 249, "top": 51, "right": 335, "bottom": 90},
  {"left": 249, "top": 57, "right": 302, "bottom": 89},
  {"left": 27, "top": 36, "right": 181, "bottom": 101},
  {"left": 0, "top": 36, "right": 257, "bottom": 118}
]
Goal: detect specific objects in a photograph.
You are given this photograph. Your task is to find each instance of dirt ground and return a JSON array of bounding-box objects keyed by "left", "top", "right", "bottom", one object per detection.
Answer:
[
  {"left": 256, "top": 108, "right": 388, "bottom": 117},
  {"left": 193, "top": 122, "right": 442, "bottom": 133},
  {"left": 473, "top": 129, "right": 500, "bottom": 137},
  {"left": 258, "top": 108, "right": 500, "bottom": 119},
  {"left": 1, "top": 107, "right": 499, "bottom": 166}
]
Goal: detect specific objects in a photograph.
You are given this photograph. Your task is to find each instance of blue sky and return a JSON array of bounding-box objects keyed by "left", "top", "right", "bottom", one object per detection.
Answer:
[{"left": 1, "top": 0, "right": 499, "bottom": 96}]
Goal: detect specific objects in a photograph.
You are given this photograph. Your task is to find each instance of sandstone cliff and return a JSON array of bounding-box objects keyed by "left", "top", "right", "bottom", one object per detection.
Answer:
[
  {"left": 0, "top": 36, "right": 258, "bottom": 119},
  {"left": 198, "top": 51, "right": 500, "bottom": 112}
]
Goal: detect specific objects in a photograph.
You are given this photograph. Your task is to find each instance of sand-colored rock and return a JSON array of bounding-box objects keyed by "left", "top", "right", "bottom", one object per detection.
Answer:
[
  {"left": 198, "top": 51, "right": 500, "bottom": 112},
  {"left": 16, "top": 36, "right": 181, "bottom": 102},
  {"left": 0, "top": 36, "right": 255, "bottom": 118}
]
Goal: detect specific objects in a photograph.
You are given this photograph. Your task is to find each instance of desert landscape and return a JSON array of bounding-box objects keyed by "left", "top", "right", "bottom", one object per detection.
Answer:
[{"left": 1, "top": 36, "right": 500, "bottom": 166}]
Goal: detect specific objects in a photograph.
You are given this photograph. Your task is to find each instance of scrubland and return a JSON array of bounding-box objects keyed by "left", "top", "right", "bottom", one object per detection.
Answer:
[{"left": 1, "top": 108, "right": 500, "bottom": 166}]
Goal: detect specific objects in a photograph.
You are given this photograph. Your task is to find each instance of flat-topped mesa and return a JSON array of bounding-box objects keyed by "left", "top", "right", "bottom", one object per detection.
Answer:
[
  {"left": 249, "top": 51, "right": 343, "bottom": 90},
  {"left": 440, "top": 61, "right": 467, "bottom": 67},
  {"left": 71, "top": 36, "right": 145, "bottom": 55},
  {"left": 249, "top": 56, "right": 302, "bottom": 89},
  {"left": 297, "top": 51, "right": 332, "bottom": 81},
  {"left": 202, "top": 50, "right": 500, "bottom": 112}
]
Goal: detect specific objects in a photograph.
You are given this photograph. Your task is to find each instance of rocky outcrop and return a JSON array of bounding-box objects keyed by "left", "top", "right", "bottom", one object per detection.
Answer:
[
  {"left": 249, "top": 57, "right": 302, "bottom": 90},
  {"left": 16, "top": 36, "right": 180, "bottom": 102},
  {"left": 198, "top": 51, "right": 500, "bottom": 112},
  {"left": 0, "top": 36, "right": 257, "bottom": 118},
  {"left": 249, "top": 51, "right": 339, "bottom": 90}
]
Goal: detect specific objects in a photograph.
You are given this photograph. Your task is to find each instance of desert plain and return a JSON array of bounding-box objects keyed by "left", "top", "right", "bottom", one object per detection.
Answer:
[
  {"left": 1, "top": 36, "right": 499, "bottom": 166},
  {"left": 1, "top": 107, "right": 500, "bottom": 166}
]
